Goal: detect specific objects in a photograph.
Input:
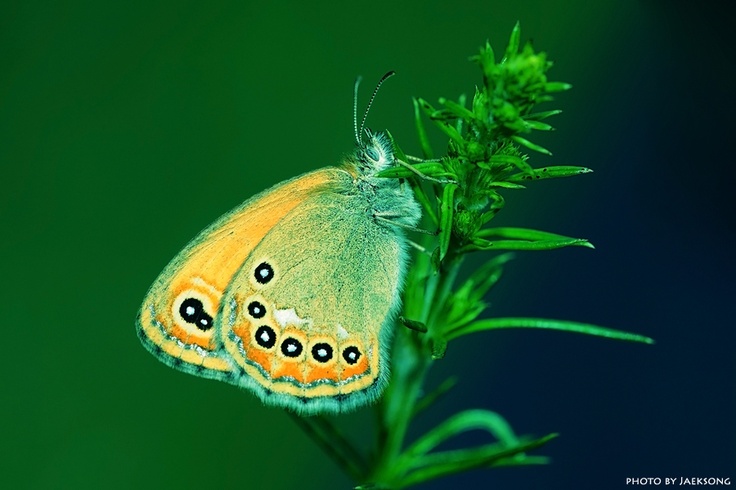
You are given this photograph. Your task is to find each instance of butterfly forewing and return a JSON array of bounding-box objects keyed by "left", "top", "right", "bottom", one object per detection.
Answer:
[{"left": 136, "top": 169, "right": 338, "bottom": 382}]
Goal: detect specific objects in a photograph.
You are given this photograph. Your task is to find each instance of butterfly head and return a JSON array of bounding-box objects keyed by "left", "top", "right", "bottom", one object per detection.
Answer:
[
  {"left": 352, "top": 72, "right": 397, "bottom": 175},
  {"left": 355, "top": 129, "right": 395, "bottom": 174}
]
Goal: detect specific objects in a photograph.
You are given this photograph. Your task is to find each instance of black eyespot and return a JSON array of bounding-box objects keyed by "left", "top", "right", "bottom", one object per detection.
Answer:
[
  {"left": 311, "top": 342, "right": 333, "bottom": 363},
  {"left": 254, "top": 262, "right": 274, "bottom": 284},
  {"left": 247, "top": 301, "right": 266, "bottom": 319},
  {"left": 179, "top": 297, "right": 213, "bottom": 332},
  {"left": 281, "top": 338, "right": 303, "bottom": 358},
  {"left": 342, "top": 346, "right": 361, "bottom": 365},
  {"left": 254, "top": 325, "right": 276, "bottom": 349}
]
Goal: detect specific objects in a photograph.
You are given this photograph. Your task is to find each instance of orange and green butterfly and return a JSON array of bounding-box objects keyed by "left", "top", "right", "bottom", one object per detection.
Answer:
[{"left": 136, "top": 73, "right": 421, "bottom": 415}]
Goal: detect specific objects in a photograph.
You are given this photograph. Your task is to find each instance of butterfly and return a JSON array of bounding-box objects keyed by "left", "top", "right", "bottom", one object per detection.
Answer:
[{"left": 136, "top": 73, "right": 422, "bottom": 415}]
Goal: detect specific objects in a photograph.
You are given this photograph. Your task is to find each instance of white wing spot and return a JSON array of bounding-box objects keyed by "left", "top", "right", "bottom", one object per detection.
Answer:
[
  {"left": 337, "top": 324, "right": 348, "bottom": 340},
  {"left": 273, "top": 308, "right": 311, "bottom": 328}
]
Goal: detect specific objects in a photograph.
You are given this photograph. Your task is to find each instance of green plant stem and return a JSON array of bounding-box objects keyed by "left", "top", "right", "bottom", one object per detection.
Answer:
[
  {"left": 372, "top": 329, "right": 431, "bottom": 486},
  {"left": 369, "top": 246, "right": 466, "bottom": 487}
]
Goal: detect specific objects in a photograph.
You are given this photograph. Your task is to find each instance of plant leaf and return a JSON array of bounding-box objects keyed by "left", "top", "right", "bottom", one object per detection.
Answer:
[
  {"left": 375, "top": 162, "right": 451, "bottom": 179},
  {"left": 446, "top": 317, "right": 655, "bottom": 343},
  {"left": 413, "top": 97, "right": 434, "bottom": 159},
  {"left": 400, "top": 434, "right": 557, "bottom": 487},
  {"left": 503, "top": 21, "right": 521, "bottom": 62},
  {"left": 508, "top": 165, "right": 593, "bottom": 181},
  {"left": 438, "top": 183, "right": 457, "bottom": 261},
  {"left": 462, "top": 237, "right": 593, "bottom": 252},
  {"left": 524, "top": 109, "right": 563, "bottom": 120},
  {"left": 476, "top": 227, "right": 593, "bottom": 245},
  {"left": 402, "top": 409, "right": 520, "bottom": 460},
  {"left": 510, "top": 135, "right": 552, "bottom": 155},
  {"left": 478, "top": 154, "right": 534, "bottom": 176},
  {"left": 440, "top": 97, "right": 476, "bottom": 120}
]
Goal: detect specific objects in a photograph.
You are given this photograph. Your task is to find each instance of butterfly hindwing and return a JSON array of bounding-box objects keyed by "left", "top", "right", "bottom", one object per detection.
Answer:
[
  {"left": 136, "top": 169, "right": 339, "bottom": 383},
  {"left": 219, "top": 168, "right": 409, "bottom": 414}
]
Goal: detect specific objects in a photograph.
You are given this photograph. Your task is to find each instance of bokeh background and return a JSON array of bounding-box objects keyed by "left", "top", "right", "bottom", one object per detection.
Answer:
[{"left": 2, "top": 1, "right": 733, "bottom": 488}]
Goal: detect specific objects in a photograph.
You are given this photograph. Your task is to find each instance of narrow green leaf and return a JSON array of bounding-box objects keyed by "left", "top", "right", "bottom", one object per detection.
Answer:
[
  {"left": 524, "top": 109, "right": 563, "bottom": 121},
  {"left": 375, "top": 162, "right": 449, "bottom": 179},
  {"left": 384, "top": 129, "right": 408, "bottom": 161},
  {"left": 463, "top": 252, "right": 514, "bottom": 302},
  {"left": 455, "top": 93, "right": 467, "bottom": 133},
  {"left": 433, "top": 119, "right": 465, "bottom": 146},
  {"left": 545, "top": 81, "right": 573, "bottom": 92},
  {"left": 438, "top": 183, "right": 457, "bottom": 261},
  {"left": 452, "top": 253, "right": 512, "bottom": 304},
  {"left": 510, "top": 135, "right": 552, "bottom": 155},
  {"left": 402, "top": 410, "right": 519, "bottom": 461},
  {"left": 490, "top": 181, "right": 526, "bottom": 189},
  {"left": 476, "top": 227, "right": 592, "bottom": 245},
  {"left": 472, "top": 86, "right": 489, "bottom": 121},
  {"left": 400, "top": 434, "right": 557, "bottom": 487},
  {"left": 478, "top": 154, "right": 534, "bottom": 176},
  {"left": 439, "top": 97, "right": 476, "bottom": 120},
  {"left": 524, "top": 120, "right": 554, "bottom": 131},
  {"left": 508, "top": 165, "right": 593, "bottom": 181},
  {"left": 430, "top": 246, "right": 441, "bottom": 273},
  {"left": 413, "top": 97, "right": 434, "bottom": 159},
  {"left": 416, "top": 97, "right": 437, "bottom": 114},
  {"left": 470, "top": 40, "right": 495, "bottom": 70},
  {"left": 446, "top": 317, "right": 655, "bottom": 344},
  {"left": 503, "top": 21, "right": 521, "bottom": 62},
  {"left": 430, "top": 336, "right": 448, "bottom": 360},
  {"left": 462, "top": 237, "right": 593, "bottom": 252},
  {"left": 443, "top": 301, "right": 487, "bottom": 333}
]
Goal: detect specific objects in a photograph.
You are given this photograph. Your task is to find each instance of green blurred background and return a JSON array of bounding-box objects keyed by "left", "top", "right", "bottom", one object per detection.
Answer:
[{"left": 2, "top": 1, "right": 733, "bottom": 488}]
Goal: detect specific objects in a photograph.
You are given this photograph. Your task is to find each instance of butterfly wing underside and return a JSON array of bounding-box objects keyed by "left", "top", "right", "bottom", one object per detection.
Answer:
[
  {"left": 136, "top": 168, "right": 341, "bottom": 382},
  {"left": 218, "top": 175, "right": 407, "bottom": 414}
]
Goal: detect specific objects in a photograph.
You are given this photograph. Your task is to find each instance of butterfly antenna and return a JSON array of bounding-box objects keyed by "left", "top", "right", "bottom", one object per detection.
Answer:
[
  {"left": 358, "top": 70, "right": 396, "bottom": 142},
  {"left": 353, "top": 75, "right": 363, "bottom": 144}
]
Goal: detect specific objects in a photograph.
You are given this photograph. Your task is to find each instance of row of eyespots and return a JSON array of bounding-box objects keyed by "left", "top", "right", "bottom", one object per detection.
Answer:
[{"left": 246, "top": 300, "right": 362, "bottom": 365}]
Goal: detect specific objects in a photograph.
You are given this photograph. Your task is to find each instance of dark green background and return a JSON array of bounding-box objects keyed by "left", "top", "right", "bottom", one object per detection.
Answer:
[{"left": 2, "top": 1, "right": 733, "bottom": 488}]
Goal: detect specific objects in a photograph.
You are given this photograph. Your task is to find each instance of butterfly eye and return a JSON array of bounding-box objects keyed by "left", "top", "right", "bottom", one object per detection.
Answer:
[
  {"left": 178, "top": 297, "right": 213, "bottom": 332},
  {"left": 247, "top": 301, "right": 266, "bottom": 319},
  {"left": 365, "top": 146, "right": 380, "bottom": 162},
  {"left": 281, "top": 338, "right": 303, "bottom": 358},
  {"left": 311, "top": 342, "right": 334, "bottom": 363},
  {"left": 342, "top": 346, "right": 361, "bottom": 365},
  {"left": 254, "top": 325, "right": 276, "bottom": 349},
  {"left": 254, "top": 262, "right": 274, "bottom": 284}
]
